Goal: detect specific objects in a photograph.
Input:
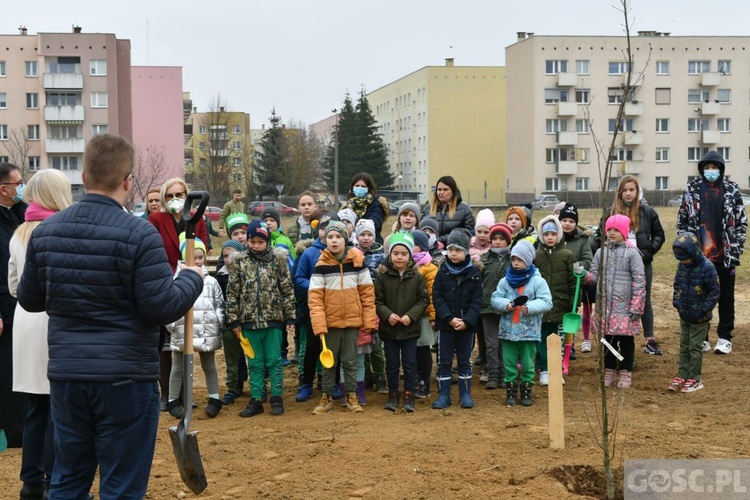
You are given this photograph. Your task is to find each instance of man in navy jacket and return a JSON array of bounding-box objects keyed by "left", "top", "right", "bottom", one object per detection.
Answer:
[{"left": 18, "top": 135, "right": 203, "bottom": 500}]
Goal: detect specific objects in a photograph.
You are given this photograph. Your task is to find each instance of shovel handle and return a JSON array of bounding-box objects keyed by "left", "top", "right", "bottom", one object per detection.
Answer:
[
  {"left": 571, "top": 273, "right": 583, "bottom": 314},
  {"left": 182, "top": 191, "right": 210, "bottom": 240}
]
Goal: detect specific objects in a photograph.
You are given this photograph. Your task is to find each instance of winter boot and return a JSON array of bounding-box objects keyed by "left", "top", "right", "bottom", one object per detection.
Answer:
[
  {"left": 356, "top": 381, "right": 367, "bottom": 406},
  {"left": 384, "top": 391, "right": 400, "bottom": 412},
  {"left": 205, "top": 397, "right": 222, "bottom": 418},
  {"left": 403, "top": 391, "right": 416, "bottom": 413},
  {"left": 312, "top": 393, "right": 332, "bottom": 415},
  {"left": 239, "top": 398, "right": 264, "bottom": 418},
  {"left": 604, "top": 368, "right": 616, "bottom": 388},
  {"left": 431, "top": 377, "right": 452, "bottom": 409},
  {"left": 346, "top": 393, "right": 364, "bottom": 413},
  {"left": 562, "top": 343, "right": 573, "bottom": 375},
  {"left": 221, "top": 391, "right": 239, "bottom": 405},
  {"left": 167, "top": 399, "right": 184, "bottom": 419},
  {"left": 270, "top": 395, "right": 285, "bottom": 415},
  {"left": 520, "top": 382, "right": 533, "bottom": 407},
  {"left": 617, "top": 370, "right": 632, "bottom": 389},
  {"left": 458, "top": 377, "right": 475, "bottom": 408},
  {"left": 295, "top": 384, "right": 313, "bottom": 402},
  {"left": 505, "top": 381, "right": 518, "bottom": 406}
]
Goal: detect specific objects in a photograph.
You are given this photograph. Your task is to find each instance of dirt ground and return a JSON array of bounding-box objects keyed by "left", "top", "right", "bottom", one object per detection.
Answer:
[{"left": 3, "top": 208, "right": 750, "bottom": 499}]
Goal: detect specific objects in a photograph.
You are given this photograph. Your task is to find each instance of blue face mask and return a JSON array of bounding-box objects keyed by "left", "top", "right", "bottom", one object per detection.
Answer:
[
  {"left": 11, "top": 183, "right": 25, "bottom": 203},
  {"left": 704, "top": 170, "right": 720, "bottom": 183},
  {"left": 353, "top": 186, "right": 368, "bottom": 199}
]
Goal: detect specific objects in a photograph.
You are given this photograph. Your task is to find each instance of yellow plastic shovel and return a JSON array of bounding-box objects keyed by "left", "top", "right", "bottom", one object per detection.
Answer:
[
  {"left": 238, "top": 335, "right": 255, "bottom": 359},
  {"left": 319, "top": 333, "right": 334, "bottom": 368}
]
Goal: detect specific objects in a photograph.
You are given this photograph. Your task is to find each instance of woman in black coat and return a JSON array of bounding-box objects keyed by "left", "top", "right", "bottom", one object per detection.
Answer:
[{"left": 423, "top": 176, "right": 475, "bottom": 246}]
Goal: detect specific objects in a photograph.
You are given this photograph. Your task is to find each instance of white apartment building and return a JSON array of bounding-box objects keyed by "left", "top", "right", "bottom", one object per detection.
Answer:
[{"left": 506, "top": 31, "right": 750, "bottom": 203}]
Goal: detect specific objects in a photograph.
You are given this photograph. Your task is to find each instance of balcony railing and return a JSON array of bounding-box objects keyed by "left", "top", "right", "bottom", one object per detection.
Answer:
[
  {"left": 556, "top": 160, "right": 577, "bottom": 175},
  {"left": 557, "top": 72, "right": 578, "bottom": 87},
  {"left": 556, "top": 131, "right": 578, "bottom": 146},
  {"left": 702, "top": 130, "right": 720, "bottom": 144},
  {"left": 624, "top": 131, "right": 643, "bottom": 145},
  {"left": 557, "top": 102, "right": 577, "bottom": 116},
  {"left": 43, "top": 73, "right": 83, "bottom": 89},
  {"left": 623, "top": 101, "right": 644, "bottom": 116},
  {"left": 46, "top": 138, "right": 85, "bottom": 153},
  {"left": 44, "top": 105, "right": 84, "bottom": 122},
  {"left": 701, "top": 72, "right": 721, "bottom": 87},
  {"left": 700, "top": 101, "right": 721, "bottom": 115}
]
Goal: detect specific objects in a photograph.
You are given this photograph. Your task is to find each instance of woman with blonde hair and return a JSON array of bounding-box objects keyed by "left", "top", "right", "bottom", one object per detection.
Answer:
[
  {"left": 424, "top": 175, "right": 475, "bottom": 246},
  {"left": 9, "top": 169, "right": 72, "bottom": 499}
]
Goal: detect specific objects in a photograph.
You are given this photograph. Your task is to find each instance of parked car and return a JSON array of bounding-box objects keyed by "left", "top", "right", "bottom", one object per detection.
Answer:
[
  {"left": 743, "top": 194, "right": 750, "bottom": 206},
  {"left": 132, "top": 202, "right": 146, "bottom": 218},
  {"left": 531, "top": 194, "right": 560, "bottom": 210},
  {"left": 204, "top": 206, "right": 222, "bottom": 222},
  {"left": 248, "top": 201, "right": 299, "bottom": 217},
  {"left": 667, "top": 196, "right": 683, "bottom": 208}
]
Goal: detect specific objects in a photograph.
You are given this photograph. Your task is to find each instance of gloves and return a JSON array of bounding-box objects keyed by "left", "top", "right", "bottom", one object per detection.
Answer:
[
  {"left": 629, "top": 313, "right": 641, "bottom": 322},
  {"left": 572, "top": 263, "right": 585, "bottom": 276}
]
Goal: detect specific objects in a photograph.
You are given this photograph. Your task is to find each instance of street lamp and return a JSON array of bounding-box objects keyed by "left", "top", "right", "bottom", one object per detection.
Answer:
[
  {"left": 398, "top": 174, "right": 403, "bottom": 201},
  {"left": 332, "top": 108, "right": 339, "bottom": 208}
]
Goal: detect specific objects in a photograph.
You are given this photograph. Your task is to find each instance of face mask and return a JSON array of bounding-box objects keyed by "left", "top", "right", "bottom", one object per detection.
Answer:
[
  {"left": 167, "top": 197, "right": 185, "bottom": 214},
  {"left": 704, "top": 170, "right": 720, "bottom": 183},
  {"left": 353, "top": 186, "right": 368, "bottom": 199},
  {"left": 427, "top": 234, "right": 437, "bottom": 248},
  {"left": 11, "top": 183, "right": 25, "bottom": 203}
]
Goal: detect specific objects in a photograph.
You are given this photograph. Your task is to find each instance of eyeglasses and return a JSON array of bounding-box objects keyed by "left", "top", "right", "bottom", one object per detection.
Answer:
[
  {"left": 165, "top": 191, "right": 186, "bottom": 201},
  {"left": 1, "top": 181, "right": 23, "bottom": 187},
  {"left": 123, "top": 173, "right": 135, "bottom": 183}
]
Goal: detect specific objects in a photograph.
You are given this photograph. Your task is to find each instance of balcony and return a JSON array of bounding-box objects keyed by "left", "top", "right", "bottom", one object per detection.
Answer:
[
  {"left": 43, "top": 73, "right": 83, "bottom": 90},
  {"left": 702, "top": 130, "right": 721, "bottom": 144},
  {"left": 556, "top": 161, "right": 577, "bottom": 175},
  {"left": 56, "top": 169, "right": 83, "bottom": 186},
  {"left": 46, "top": 138, "right": 85, "bottom": 153},
  {"left": 623, "top": 101, "right": 644, "bottom": 116},
  {"left": 700, "top": 101, "right": 721, "bottom": 115},
  {"left": 556, "top": 131, "right": 578, "bottom": 146},
  {"left": 622, "top": 74, "right": 643, "bottom": 87},
  {"left": 44, "top": 105, "right": 84, "bottom": 122},
  {"left": 557, "top": 101, "right": 577, "bottom": 116},
  {"left": 623, "top": 131, "right": 643, "bottom": 145},
  {"left": 557, "top": 72, "right": 578, "bottom": 87},
  {"left": 618, "top": 160, "right": 644, "bottom": 175},
  {"left": 701, "top": 72, "right": 721, "bottom": 87}
]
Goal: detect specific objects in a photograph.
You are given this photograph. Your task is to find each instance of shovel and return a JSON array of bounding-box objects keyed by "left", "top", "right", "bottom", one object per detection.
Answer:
[
  {"left": 512, "top": 295, "right": 528, "bottom": 308},
  {"left": 238, "top": 335, "right": 255, "bottom": 359},
  {"left": 169, "top": 191, "right": 209, "bottom": 495},
  {"left": 319, "top": 333, "right": 334, "bottom": 369},
  {"left": 562, "top": 269, "right": 586, "bottom": 335}
]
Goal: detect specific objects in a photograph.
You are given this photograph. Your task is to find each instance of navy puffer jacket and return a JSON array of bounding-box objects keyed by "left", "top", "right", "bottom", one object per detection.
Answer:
[
  {"left": 17, "top": 194, "right": 203, "bottom": 382},
  {"left": 672, "top": 233, "right": 720, "bottom": 323},
  {"left": 432, "top": 260, "right": 482, "bottom": 332}
]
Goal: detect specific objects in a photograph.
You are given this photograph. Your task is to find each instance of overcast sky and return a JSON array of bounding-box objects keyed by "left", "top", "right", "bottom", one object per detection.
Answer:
[{"left": 3, "top": 0, "right": 748, "bottom": 127}]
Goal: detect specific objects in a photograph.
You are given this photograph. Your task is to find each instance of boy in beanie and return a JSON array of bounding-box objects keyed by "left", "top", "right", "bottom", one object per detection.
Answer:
[
  {"left": 375, "top": 232, "right": 429, "bottom": 412},
  {"left": 262, "top": 207, "right": 297, "bottom": 261},
  {"left": 431, "top": 228, "right": 482, "bottom": 409},
  {"left": 491, "top": 240, "right": 552, "bottom": 406},
  {"left": 505, "top": 206, "right": 536, "bottom": 249},
  {"left": 410, "top": 230, "right": 438, "bottom": 398},
  {"left": 479, "top": 222, "right": 513, "bottom": 390},
  {"left": 419, "top": 216, "right": 445, "bottom": 268},
  {"left": 309, "top": 220, "right": 376, "bottom": 414},
  {"left": 226, "top": 212, "right": 249, "bottom": 246},
  {"left": 534, "top": 216, "right": 576, "bottom": 383},
  {"left": 227, "top": 220, "right": 296, "bottom": 417},
  {"left": 337, "top": 208, "right": 358, "bottom": 244}
]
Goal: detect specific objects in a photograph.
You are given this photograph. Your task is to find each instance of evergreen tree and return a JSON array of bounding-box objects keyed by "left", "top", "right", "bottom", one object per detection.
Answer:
[
  {"left": 255, "top": 108, "right": 285, "bottom": 198},
  {"left": 354, "top": 88, "right": 393, "bottom": 190}
]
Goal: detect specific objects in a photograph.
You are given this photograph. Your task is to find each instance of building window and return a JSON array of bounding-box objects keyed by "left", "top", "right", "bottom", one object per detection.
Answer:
[
  {"left": 232, "top": 125, "right": 241, "bottom": 134},
  {"left": 688, "top": 118, "right": 709, "bottom": 133},
  {"left": 545, "top": 178, "right": 561, "bottom": 191},
  {"left": 27, "top": 125, "right": 40, "bottom": 140},
  {"left": 608, "top": 61, "right": 630, "bottom": 75},
  {"left": 47, "top": 92, "right": 77, "bottom": 106},
  {"left": 687, "top": 147, "right": 709, "bottom": 161},
  {"left": 0, "top": 93, "right": 6, "bottom": 109},
  {"left": 576, "top": 119, "right": 589, "bottom": 134},
  {"left": 575, "top": 60, "right": 589, "bottom": 75},
  {"left": 48, "top": 125, "right": 82, "bottom": 139},
  {"left": 544, "top": 88, "right": 569, "bottom": 103},
  {"left": 655, "top": 118, "right": 670, "bottom": 133},
  {"left": 575, "top": 177, "right": 589, "bottom": 191},
  {"left": 718, "top": 60, "right": 731, "bottom": 75},
  {"left": 656, "top": 148, "right": 670, "bottom": 162},
  {"left": 91, "top": 92, "right": 108, "bottom": 108},
  {"left": 608, "top": 177, "right": 620, "bottom": 190},
  {"left": 575, "top": 89, "right": 590, "bottom": 104},
  {"left": 233, "top": 141, "right": 241, "bottom": 150},
  {"left": 655, "top": 176, "right": 669, "bottom": 190},
  {"left": 717, "top": 147, "right": 731, "bottom": 161},
  {"left": 610, "top": 148, "right": 634, "bottom": 162},
  {"left": 199, "top": 142, "right": 206, "bottom": 151},
  {"left": 90, "top": 60, "right": 107, "bottom": 76},
  {"left": 545, "top": 119, "right": 567, "bottom": 134},
  {"left": 199, "top": 158, "right": 207, "bottom": 167},
  {"left": 92, "top": 124, "right": 108, "bottom": 135},
  {"left": 233, "top": 173, "right": 242, "bottom": 182},
  {"left": 608, "top": 119, "right": 634, "bottom": 133},
  {"left": 198, "top": 125, "right": 206, "bottom": 134},
  {"left": 25, "top": 61, "right": 38, "bottom": 77},
  {"left": 688, "top": 60, "right": 711, "bottom": 74},
  {"left": 0, "top": 61, "right": 5, "bottom": 77},
  {"left": 51, "top": 156, "right": 79, "bottom": 170},
  {"left": 29, "top": 156, "right": 41, "bottom": 171},
  {"left": 655, "top": 88, "right": 671, "bottom": 105},
  {"left": 546, "top": 60, "right": 570, "bottom": 75},
  {"left": 26, "top": 93, "right": 39, "bottom": 109},
  {"left": 545, "top": 148, "right": 559, "bottom": 163},
  {"left": 607, "top": 87, "right": 633, "bottom": 104},
  {"left": 576, "top": 148, "right": 590, "bottom": 163},
  {"left": 717, "top": 89, "right": 731, "bottom": 103},
  {"left": 655, "top": 61, "right": 669, "bottom": 75},
  {"left": 718, "top": 118, "right": 731, "bottom": 132},
  {"left": 0, "top": 125, "right": 7, "bottom": 140},
  {"left": 233, "top": 158, "right": 241, "bottom": 167},
  {"left": 688, "top": 89, "right": 709, "bottom": 104}
]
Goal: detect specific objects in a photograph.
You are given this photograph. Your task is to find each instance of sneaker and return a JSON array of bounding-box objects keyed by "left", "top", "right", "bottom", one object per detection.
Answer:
[
  {"left": 414, "top": 381, "right": 430, "bottom": 399},
  {"left": 485, "top": 379, "right": 498, "bottom": 390},
  {"left": 376, "top": 375, "right": 389, "bottom": 395},
  {"left": 402, "top": 391, "right": 416, "bottom": 413},
  {"left": 714, "top": 339, "right": 732, "bottom": 355},
  {"left": 221, "top": 391, "right": 239, "bottom": 405},
  {"left": 346, "top": 393, "right": 364, "bottom": 413},
  {"left": 668, "top": 376, "right": 685, "bottom": 392},
  {"left": 539, "top": 371, "right": 549, "bottom": 386},
  {"left": 681, "top": 379, "right": 704, "bottom": 393},
  {"left": 312, "top": 393, "right": 332, "bottom": 414},
  {"left": 479, "top": 371, "right": 489, "bottom": 383},
  {"left": 239, "top": 398, "right": 264, "bottom": 418},
  {"left": 644, "top": 338, "right": 663, "bottom": 355},
  {"left": 702, "top": 341, "right": 711, "bottom": 352},
  {"left": 270, "top": 395, "right": 284, "bottom": 415},
  {"left": 384, "top": 392, "right": 400, "bottom": 412},
  {"left": 580, "top": 340, "right": 592, "bottom": 353},
  {"left": 616, "top": 370, "right": 632, "bottom": 389}
]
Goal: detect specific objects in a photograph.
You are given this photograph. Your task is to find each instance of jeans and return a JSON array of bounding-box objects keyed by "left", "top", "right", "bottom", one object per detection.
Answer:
[
  {"left": 320, "top": 328, "right": 358, "bottom": 394},
  {"left": 243, "top": 327, "right": 284, "bottom": 398},
  {"left": 20, "top": 393, "right": 54, "bottom": 486},
  {"left": 679, "top": 319, "right": 709, "bottom": 381},
  {"left": 436, "top": 329, "right": 473, "bottom": 380},
  {"left": 382, "top": 337, "right": 418, "bottom": 393},
  {"left": 49, "top": 380, "right": 159, "bottom": 500}
]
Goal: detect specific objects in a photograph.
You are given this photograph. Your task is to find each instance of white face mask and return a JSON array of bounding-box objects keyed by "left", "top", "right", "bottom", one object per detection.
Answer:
[
  {"left": 427, "top": 234, "right": 437, "bottom": 249},
  {"left": 167, "top": 198, "right": 185, "bottom": 214}
]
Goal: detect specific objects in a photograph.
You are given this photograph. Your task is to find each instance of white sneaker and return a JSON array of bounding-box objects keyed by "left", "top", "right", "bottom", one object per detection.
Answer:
[
  {"left": 714, "top": 339, "right": 732, "bottom": 354},
  {"left": 580, "top": 340, "right": 592, "bottom": 353},
  {"left": 702, "top": 341, "right": 711, "bottom": 352},
  {"left": 539, "top": 371, "right": 549, "bottom": 386}
]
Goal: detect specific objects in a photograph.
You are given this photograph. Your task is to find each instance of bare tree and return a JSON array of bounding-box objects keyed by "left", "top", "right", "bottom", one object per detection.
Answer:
[
  {"left": 281, "top": 120, "right": 325, "bottom": 195},
  {"left": 127, "top": 145, "right": 169, "bottom": 209},
  {"left": 235, "top": 135, "right": 256, "bottom": 200},
  {"left": 1, "top": 127, "right": 32, "bottom": 180}
]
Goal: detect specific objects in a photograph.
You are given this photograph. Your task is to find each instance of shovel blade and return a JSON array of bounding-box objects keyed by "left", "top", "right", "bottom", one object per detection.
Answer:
[
  {"left": 562, "top": 312, "right": 582, "bottom": 335},
  {"left": 239, "top": 335, "right": 255, "bottom": 359},
  {"left": 320, "top": 349, "right": 335, "bottom": 369},
  {"left": 169, "top": 424, "right": 207, "bottom": 494}
]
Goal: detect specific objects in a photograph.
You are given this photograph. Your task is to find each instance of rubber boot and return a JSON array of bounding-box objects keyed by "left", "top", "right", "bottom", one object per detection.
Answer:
[
  {"left": 520, "top": 382, "right": 533, "bottom": 407},
  {"left": 356, "top": 381, "right": 367, "bottom": 406},
  {"left": 205, "top": 397, "right": 222, "bottom": 418},
  {"left": 562, "top": 343, "right": 572, "bottom": 375},
  {"left": 166, "top": 398, "right": 184, "bottom": 419},
  {"left": 431, "top": 377, "right": 452, "bottom": 409},
  {"left": 505, "top": 381, "right": 518, "bottom": 406},
  {"left": 458, "top": 377, "right": 474, "bottom": 409}
]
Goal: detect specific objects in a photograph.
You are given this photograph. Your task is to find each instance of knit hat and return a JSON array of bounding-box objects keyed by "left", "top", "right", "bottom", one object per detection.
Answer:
[
  {"left": 179, "top": 235, "right": 207, "bottom": 261},
  {"left": 260, "top": 207, "right": 281, "bottom": 229},
  {"left": 553, "top": 201, "right": 566, "bottom": 214},
  {"left": 446, "top": 228, "right": 471, "bottom": 252},
  {"left": 605, "top": 214, "right": 631, "bottom": 241},
  {"left": 246, "top": 220, "right": 270, "bottom": 243},
  {"left": 317, "top": 212, "right": 340, "bottom": 232},
  {"left": 355, "top": 218, "right": 376, "bottom": 238},
  {"left": 559, "top": 203, "right": 579, "bottom": 224},
  {"left": 410, "top": 229, "right": 430, "bottom": 251},
  {"left": 541, "top": 221, "right": 558, "bottom": 234},
  {"left": 324, "top": 220, "right": 349, "bottom": 240},
  {"left": 489, "top": 222, "right": 512, "bottom": 244},
  {"left": 337, "top": 208, "right": 357, "bottom": 227},
  {"left": 222, "top": 239, "right": 244, "bottom": 253},
  {"left": 226, "top": 212, "right": 249, "bottom": 235},
  {"left": 510, "top": 239, "right": 535, "bottom": 267},
  {"left": 389, "top": 231, "right": 415, "bottom": 257},
  {"left": 397, "top": 202, "right": 422, "bottom": 221},
  {"left": 522, "top": 206, "right": 533, "bottom": 228},
  {"left": 505, "top": 207, "right": 527, "bottom": 228},
  {"left": 475, "top": 208, "right": 496, "bottom": 230},
  {"left": 419, "top": 216, "right": 439, "bottom": 235}
]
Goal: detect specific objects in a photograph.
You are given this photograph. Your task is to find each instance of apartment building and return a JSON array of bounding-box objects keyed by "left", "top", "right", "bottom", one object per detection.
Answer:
[
  {"left": 506, "top": 31, "right": 750, "bottom": 203},
  {"left": 0, "top": 26, "right": 131, "bottom": 197}
]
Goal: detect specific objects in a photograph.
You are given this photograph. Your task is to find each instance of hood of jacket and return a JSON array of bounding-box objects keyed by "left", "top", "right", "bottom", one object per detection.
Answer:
[
  {"left": 673, "top": 232, "right": 704, "bottom": 263},
  {"left": 537, "top": 214, "right": 564, "bottom": 246},
  {"left": 698, "top": 150, "right": 726, "bottom": 177}
]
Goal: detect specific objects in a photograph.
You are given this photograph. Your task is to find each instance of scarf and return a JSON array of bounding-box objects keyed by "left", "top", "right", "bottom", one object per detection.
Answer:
[
  {"left": 24, "top": 201, "right": 58, "bottom": 221},
  {"left": 489, "top": 246, "right": 510, "bottom": 256},
  {"left": 347, "top": 193, "right": 375, "bottom": 219},
  {"left": 445, "top": 257, "right": 473, "bottom": 276},
  {"left": 505, "top": 264, "right": 536, "bottom": 288},
  {"left": 248, "top": 246, "right": 273, "bottom": 263},
  {"left": 412, "top": 250, "right": 432, "bottom": 267}
]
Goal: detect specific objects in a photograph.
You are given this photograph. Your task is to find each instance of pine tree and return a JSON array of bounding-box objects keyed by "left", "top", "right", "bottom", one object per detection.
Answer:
[
  {"left": 255, "top": 108, "right": 285, "bottom": 198},
  {"left": 354, "top": 88, "right": 393, "bottom": 190}
]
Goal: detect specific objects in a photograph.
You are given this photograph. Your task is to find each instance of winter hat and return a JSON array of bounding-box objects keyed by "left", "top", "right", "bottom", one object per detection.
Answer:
[
  {"left": 505, "top": 207, "right": 527, "bottom": 228},
  {"left": 475, "top": 208, "right": 496, "bottom": 230},
  {"left": 419, "top": 216, "right": 439, "bottom": 235},
  {"left": 337, "top": 208, "right": 358, "bottom": 227},
  {"left": 388, "top": 231, "right": 415, "bottom": 257},
  {"left": 446, "top": 228, "right": 471, "bottom": 252},
  {"left": 605, "top": 214, "right": 631, "bottom": 241},
  {"left": 510, "top": 239, "right": 535, "bottom": 267},
  {"left": 541, "top": 221, "right": 558, "bottom": 234},
  {"left": 246, "top": 220, "right": 270, "bottom": 242},
  {"left": 489, "top": 222, "right": 513, "bottom": 244},
  {"left": 410, "top": 229, "right": 430, "bottom": 252},
  {"left": 355, "top": 218, "right": 376, "bottom": 238},
  {"left": 260, "top": 207, "right": 281, "bottom": 229},
  {"left": 559, "top": 203, "right": 579, "bottom": 224},
  {"left": 179, "top": 235, "right": 207, "bottom": 261},
  {"left": 316, "top": 212, "right": 340, "bottom": 232},
  {"left": 324, "top": 220, "right": 349, "bottom": 240},
  {"left": 522, "top": 206, "right": 533, "bottom": 228},
  {"left": 397, "top": 202, "right": 422, "bottom": 221},
  {"left": 222, "top": 239, "right": 245, "bottom": 253},
  {"left": 226, "top": 212, "right": 249, "bottom": 235},
  {"left": 553, "top": 201, "right": 566, "bottom": 214}
]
